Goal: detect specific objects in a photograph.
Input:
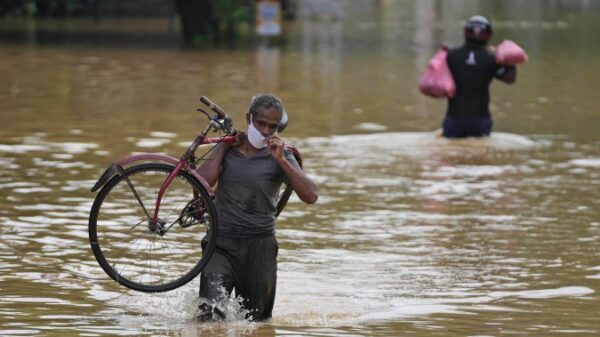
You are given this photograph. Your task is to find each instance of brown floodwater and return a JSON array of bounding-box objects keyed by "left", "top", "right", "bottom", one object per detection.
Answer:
[{"left": 1, "top": 1, "right": 600, "bottom": 336}]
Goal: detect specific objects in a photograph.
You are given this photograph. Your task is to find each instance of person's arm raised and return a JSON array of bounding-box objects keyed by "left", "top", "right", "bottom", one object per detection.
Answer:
[{"left": 268, "top": 135, "right": 318, "bottom": 204}]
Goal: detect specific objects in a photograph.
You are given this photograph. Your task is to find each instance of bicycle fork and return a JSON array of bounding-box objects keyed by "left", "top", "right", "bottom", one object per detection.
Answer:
[{"left": 149, "top": 160, "right": 186, "bottom": 232}]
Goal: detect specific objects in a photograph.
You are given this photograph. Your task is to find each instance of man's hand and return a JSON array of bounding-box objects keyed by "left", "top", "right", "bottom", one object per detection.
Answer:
[
  {"left": 228, "top": 128, "right": 244, "bottom": 147},
  {"left": 266, "top": 134, "right": 285, "bottom": 163}
]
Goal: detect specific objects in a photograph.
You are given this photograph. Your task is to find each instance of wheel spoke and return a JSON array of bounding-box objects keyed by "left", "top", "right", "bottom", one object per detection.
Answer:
[
  {"left": 89, "top": 163, "right": 217, "bottom": 292},
  {"left": 160, "top": 235, "right": 202, "bottom": 264}
]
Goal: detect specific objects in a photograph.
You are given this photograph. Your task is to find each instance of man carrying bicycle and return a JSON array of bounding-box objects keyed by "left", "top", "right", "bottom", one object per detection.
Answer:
[{"left": 196, "top": 93, "right": 318, "bottom": 321}]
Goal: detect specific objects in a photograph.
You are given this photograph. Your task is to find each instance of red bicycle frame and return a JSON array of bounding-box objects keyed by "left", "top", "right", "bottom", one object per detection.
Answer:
[
  {"left": 149, "top": 126, "right": 236, "bottom": 229},
  {"left": 91, "top": 136, "right": 236, "bottom": 233}
]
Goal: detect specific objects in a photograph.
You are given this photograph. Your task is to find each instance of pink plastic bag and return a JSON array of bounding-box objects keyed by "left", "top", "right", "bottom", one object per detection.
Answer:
[
  {"left": 495, "top": 39, "right": 528, "bottom": 65},
  {"left": 419, "top": 48, "right": 456, "bottom": 98}
]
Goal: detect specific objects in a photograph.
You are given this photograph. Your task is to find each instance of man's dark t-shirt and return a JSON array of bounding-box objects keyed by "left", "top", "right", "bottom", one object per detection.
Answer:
[
  {"left": 214, "top": 147, "right": 300, "bottom": 237},
  {"left": 446, "top": 42, "right": 508, "bottom": 119}
]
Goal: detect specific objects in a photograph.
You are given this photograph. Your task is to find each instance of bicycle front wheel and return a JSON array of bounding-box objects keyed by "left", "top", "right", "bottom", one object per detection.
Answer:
[{"left": 89, "top": 163, "right": 218, "bottom": 292}]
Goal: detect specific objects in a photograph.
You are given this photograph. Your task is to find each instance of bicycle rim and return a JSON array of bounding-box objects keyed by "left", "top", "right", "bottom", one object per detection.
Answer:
[{"left": 89, "top": 163, "right": 218, "bottom": 292}]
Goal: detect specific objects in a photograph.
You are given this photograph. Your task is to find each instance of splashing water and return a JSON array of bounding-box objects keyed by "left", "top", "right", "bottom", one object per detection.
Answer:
[
  {"left": 197, "top": 286, "right": 255, "bottom": 322},
  {"left": 97, "top": 286, "right": 260, "bottom": 335}
]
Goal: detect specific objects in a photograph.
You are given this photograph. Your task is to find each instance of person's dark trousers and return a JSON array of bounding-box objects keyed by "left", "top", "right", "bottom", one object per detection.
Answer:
[
  {"left": 442, "top": 116, "right": 493, "bottom": 138},
  {"left": 198, "top": 233, "right": 278, "bottom": 321}
]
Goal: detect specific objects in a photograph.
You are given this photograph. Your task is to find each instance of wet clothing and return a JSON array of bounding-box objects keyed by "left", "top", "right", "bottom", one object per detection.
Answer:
[
  {"left": 443, "top": 41, "right": 515, "bottom": 138},
  {"left": 199, "top": 234, "right": 278, "bottom": 321},
  {"left": 215, "top": 147, "right": 300, "bottom": 237},
  {"left": 442, "top": 116, "right": 493, "bottom": 138},
  {"left": 199, "top": 146, "right": 300, "bottom": 321}
]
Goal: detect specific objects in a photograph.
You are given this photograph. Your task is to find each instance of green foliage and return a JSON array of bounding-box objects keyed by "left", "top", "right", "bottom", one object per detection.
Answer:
[
  {"left": 191, "top": 33, "right": 210, "bottom": 46},
  {"left": 213, "top": 0, "right": 252, "bottom": 25},
  {"left": 23, "top": 2, "right": 38, "bottom": 16},
  {"left": 0, "top": 1, "right": 36, "bottom": 17}
]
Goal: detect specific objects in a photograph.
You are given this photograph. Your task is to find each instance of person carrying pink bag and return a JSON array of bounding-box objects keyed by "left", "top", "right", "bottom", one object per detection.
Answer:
[
  {"left": 421, "top": 15, "right": 526, "bottom": 138},
  {"left": 419, "top": 47, "right": 455, "bottom": 99},
  {"left": 495, "top": 39, "right": 529, "bottom": 65}
]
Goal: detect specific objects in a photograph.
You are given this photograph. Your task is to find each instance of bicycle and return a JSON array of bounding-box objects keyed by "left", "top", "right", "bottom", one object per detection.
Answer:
[{"left": 88, "top": 96, "right": 301, "bottom": 293}]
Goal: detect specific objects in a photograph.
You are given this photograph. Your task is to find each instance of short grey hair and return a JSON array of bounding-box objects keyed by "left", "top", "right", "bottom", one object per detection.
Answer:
[{"left": 248, "top": 94, "right": 284, "bottom": 117}]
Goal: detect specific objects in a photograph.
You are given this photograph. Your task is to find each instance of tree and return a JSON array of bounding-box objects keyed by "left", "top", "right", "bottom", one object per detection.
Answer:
[{"left": 174, "top": 0, "right": 216, "bottom": 43}]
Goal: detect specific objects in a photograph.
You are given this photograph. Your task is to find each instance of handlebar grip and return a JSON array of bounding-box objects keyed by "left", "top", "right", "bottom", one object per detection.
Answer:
[{"left": 200, "top": 96, "right": 228, "bottom": 118}]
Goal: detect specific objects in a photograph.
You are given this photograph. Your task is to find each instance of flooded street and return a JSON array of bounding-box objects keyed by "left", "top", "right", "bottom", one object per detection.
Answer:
[{"left": 1, "top": 1, "right": 600, "bottom": 336}]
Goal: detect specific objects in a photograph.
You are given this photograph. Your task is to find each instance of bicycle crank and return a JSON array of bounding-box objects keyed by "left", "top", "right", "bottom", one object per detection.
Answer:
[{"left": 178, "top": 199, "right": 208, "bottom": 228}]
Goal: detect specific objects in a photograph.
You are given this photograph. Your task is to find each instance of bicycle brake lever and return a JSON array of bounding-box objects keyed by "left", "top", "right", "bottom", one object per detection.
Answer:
[{"left": 197, "top": 108, "right": 211, "bottom": 119}]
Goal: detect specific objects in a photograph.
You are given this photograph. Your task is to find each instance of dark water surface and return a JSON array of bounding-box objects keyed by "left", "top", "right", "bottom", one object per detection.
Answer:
[{"left": 1, "top": 1, "right": 600, "bottom": 336}]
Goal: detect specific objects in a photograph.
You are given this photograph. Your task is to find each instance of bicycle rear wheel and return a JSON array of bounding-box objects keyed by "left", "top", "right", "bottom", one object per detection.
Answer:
[{"left": 89, "top": 163, "right": 218, "bottom": 292}]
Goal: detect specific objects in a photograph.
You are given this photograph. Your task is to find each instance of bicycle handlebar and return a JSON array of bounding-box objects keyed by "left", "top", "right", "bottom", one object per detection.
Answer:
[{"left": 200, "top": 96, "right": 228, "bottom": 119}]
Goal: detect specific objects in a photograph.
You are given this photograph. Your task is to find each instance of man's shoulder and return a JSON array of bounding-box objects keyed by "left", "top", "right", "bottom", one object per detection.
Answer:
[
  {"left": 448, "top": 44, "right": 466, "bottom": 54},
  {"left": 447, "top": 45, "right": 467, "bottom": 61},
  {"left": 448, "top": 44, "right": 493, "bottom": 55},
  {"left": 448, "top": 45, "right": 463, "bottom": 52},
  {"left": 448, "top": 44, "right": 496, "bottom": 65},
  {"left": 283, "top": 144, "right": 303, "bottom": 167},
  {"left": 283, "top": 143, "right": 302, "bottom": 156},
  {"left": 283, "top": 143, "right": 297, "bottom": 152}
]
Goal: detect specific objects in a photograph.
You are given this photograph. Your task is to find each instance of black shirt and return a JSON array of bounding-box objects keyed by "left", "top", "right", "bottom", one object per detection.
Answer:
[{"left": 446, "top": 42, "right": 508, "bottom": 119}]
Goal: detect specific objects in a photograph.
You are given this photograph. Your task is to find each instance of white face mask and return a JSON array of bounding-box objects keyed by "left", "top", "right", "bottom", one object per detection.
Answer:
[{"left": 247, "top": 115, "right": 268, "bottom": 149}]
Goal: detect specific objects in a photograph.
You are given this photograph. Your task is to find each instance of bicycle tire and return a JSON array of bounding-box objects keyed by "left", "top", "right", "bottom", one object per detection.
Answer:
[{"left": 89, "top": 163, "right": 218, "bottom": 292}]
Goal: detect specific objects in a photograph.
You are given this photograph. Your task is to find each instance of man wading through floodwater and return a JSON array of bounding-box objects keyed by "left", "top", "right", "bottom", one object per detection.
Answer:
[
  {"left": 442, "top": 15, "right": 519, "bottom": 138},
  {"left": 196, "top": 94, "right": 318, "bottom": 321}
]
